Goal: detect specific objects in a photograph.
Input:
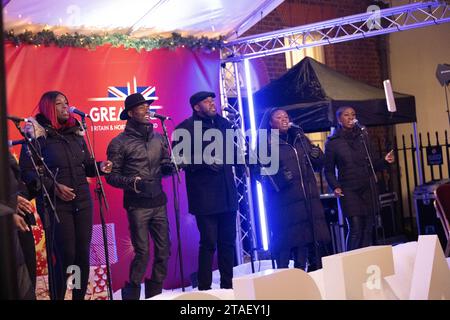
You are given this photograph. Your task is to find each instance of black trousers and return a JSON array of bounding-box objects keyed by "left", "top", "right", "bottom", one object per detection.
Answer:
[
  {"left": 14, "top": 228, "right": 35, "bottom": 300},
  {"left": 127, "top": 205, "right": 170, "bottom": 287},
  {"left": 51, "top": 206, "right": 93, "bottom": 300},
  {"left": 340, "top": 184, "right": 377, "bottom": 251},
  {"left": 195, "top": 212, "right": 236, "bottom": 290},
  {"left": 17, "top": 229, "right": 37, "bottom": 291},
  {"left": 346, "top": 215, "right": 374, "bottom": 251}
]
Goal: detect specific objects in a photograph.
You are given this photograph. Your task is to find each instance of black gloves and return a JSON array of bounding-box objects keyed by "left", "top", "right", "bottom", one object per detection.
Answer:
[
  {"left": 161, "top": 162, "right": 176, "bottom": 176},
  {"left": 282, "top": 167, "right": 294, "bottom": 183},
  {"left": 309, "top": 145, "right": 321, "bottom": 159}
]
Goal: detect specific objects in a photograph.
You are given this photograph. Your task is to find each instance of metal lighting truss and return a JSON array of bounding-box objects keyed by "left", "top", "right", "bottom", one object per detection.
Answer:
[
  {"left": 220, "top": 0, "right": 450, "bottom": 263},
  {"left": 220, "top": 61, "right": 259, "bottom": 265},
  {"left": 222, "top": 1, "right": 450, "bottom": 62}
]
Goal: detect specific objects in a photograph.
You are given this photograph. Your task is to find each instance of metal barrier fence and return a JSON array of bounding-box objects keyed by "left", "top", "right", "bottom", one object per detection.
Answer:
[{"left": 394, "top": 130, "right": 450, "bottom": 235}]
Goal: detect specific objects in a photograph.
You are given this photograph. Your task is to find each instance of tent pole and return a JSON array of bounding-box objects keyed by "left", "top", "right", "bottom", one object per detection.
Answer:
[{"left": 413, "top": 122, "right": 424, "bottom": 185}]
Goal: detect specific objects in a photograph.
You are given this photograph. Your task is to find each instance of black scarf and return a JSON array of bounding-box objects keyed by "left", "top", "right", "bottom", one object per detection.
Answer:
[
  {"left": 126, "top": 118, "right": 154, "bottom": 140},
  {"left": 339, "top": 127, "right": 362, "bottom": 149}
]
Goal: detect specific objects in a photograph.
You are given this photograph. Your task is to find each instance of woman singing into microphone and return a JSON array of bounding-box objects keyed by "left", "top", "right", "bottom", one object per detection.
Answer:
[
  {"left": 19, "top": 91, "right": 112, "bottom": 300},
  {"left": 324, "top": 106, "right": 394, "bottom": 251},
  {"left": 257, "top": 108, "right": 330, "bottom": 271}
]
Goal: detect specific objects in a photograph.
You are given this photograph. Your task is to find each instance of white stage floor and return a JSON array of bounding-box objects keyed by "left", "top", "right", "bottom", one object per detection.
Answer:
[
  {"left": 113, "top": 260, "right": 288, "bottom": 300},
  {"left": 113, "top": 248, "right": 450, "bottom": 300}
]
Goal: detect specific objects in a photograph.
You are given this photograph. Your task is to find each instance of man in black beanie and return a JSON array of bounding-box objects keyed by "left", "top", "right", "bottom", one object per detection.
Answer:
[
  {"left": 106, "top": 93, "right": 174, "bottom": 300},
  {"left": 173, "top": 91, "right": 239, "bottom": 291}
]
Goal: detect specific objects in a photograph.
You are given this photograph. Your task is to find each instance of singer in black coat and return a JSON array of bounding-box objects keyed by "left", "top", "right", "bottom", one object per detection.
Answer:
[
  {"left": 172, "top": 91, "right": 239, "bottom": 290},
  {"left": 106, "top": 93, "right": 174, "bottom": 300},
  {"left": 324, "top": 106, "right": 394, "bottom": 251},
  {"left": 19, "top": 91, "right": 112, "bottom": 300},
  {"left": 258, "top": 108, "right": 331, "bottom": 271}
]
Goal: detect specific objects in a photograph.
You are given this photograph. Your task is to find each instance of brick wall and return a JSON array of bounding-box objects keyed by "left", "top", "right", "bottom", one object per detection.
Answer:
[
  {"left": 241, "top": 9, "right": 287, "bottom": 81},
  {"left": 243, "top": 0, "right": 389, "bottom": 86}
]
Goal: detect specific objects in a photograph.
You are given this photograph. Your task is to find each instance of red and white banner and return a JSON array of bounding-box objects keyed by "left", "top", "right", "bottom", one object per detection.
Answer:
[{"left": 5, "top": 42, "right": 221, "bottom": 291}]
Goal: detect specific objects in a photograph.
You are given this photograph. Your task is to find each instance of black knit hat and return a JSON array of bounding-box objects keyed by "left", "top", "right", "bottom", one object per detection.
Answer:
[{"left": 189, "top": 91, "right": 216, "bottom": 108}]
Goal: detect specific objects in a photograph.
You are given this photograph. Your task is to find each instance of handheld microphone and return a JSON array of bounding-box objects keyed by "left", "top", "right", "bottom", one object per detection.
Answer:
[
  {"left": 288, "top": 122, "right": 302, "bottom": 129},
  {"left": 8, "top": 139, "right": 28, "bottom": 147},
  {"left": 352, "top": 119, "right": 366, "bottom": 131},
  {"left": 148, "top": 110, "right": 171, "bottom": 120},
  {"left": 7, "top": 115, "right": 30, "bottom": 123},
  {"left": 69, "top": 106, "right": 90, "bottom": 118},
  {"left": 223, "top": 106, "right": 239, "bottom": 114}
]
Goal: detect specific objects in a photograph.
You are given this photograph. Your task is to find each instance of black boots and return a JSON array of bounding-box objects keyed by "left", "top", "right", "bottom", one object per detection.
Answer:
[
  {"left": 144, "top": 279, "right": 163, "bottom": 299},
  {"left": 121, "top": 282, "right": 141, "bottom": 300},
  {"left": 121, "top": 280, "right": 163, "bottom": 300}
]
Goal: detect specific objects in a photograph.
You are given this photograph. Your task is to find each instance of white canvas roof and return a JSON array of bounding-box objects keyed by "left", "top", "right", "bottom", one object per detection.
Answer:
[{"left": 3, "top": 0, "right": 284, "bottom": 39}]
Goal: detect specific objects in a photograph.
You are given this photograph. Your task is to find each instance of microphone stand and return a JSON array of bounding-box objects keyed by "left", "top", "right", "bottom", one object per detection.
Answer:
[
  {"left": 11, "top": 119, "right": 59, "bottom": 299},
  {"left": 79, "top": 116, "right": 113, "bottom": 300},
  {"left": 292, "top": 128, "right": 321, "bottom": 270},
  {"left": 160, "top": 119, "right": 185, "bottom": 291},
  {"left": 358, "top": 127, "right": 384, "bottom": 245}
]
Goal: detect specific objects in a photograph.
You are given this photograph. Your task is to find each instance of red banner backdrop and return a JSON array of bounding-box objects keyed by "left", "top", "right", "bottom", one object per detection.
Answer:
[{"left": 5, "top": 42, "right": 221, "bottom": 292}]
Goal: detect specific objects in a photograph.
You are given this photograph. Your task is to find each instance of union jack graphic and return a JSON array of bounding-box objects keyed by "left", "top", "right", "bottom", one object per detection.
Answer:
[{"left": 89, "top": 76, "right": 161, "bottom": 110}]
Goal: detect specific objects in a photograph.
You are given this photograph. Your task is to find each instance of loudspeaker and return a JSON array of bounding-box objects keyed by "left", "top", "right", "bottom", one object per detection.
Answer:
[
  {"left": 320, "top": 194, "right": 345, "bottom": 254},
  {"left": 415, "top": 197, "right": 447, "bottom": 250},
  {"left": 378, "top": 192, "right": 399, "bottom": 238},
  {"left": 436, "top": 64, "right": 450, "bottom": 86},
  {"left": 321, "top": 196, "right": 339, "bottom": 224}
]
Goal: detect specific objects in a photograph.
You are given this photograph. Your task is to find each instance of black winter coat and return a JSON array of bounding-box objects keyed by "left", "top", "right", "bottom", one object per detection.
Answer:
[
  {"left": 19, "top": 114, "right": 99, "bottom": 213},
  {"left": 261, "top": 130, "right": 331, "bottom": 251},
  {"left": 324, "top": 127, "right": 388, "bottom": 217},
  {"left": 174, "top": 113, "right": 238, "bottom": 215},
  {"left": 106, "top": 119, "right": 170, "bottom": 209},
  {"left": 7, "top": 153, "right": 35, "bottom": 224},
  {"left": 5, "top": 152, "right": 35, "bottom": 300},
  {"left": 7, "top": 152, "right": 20, "bottom": 210}
]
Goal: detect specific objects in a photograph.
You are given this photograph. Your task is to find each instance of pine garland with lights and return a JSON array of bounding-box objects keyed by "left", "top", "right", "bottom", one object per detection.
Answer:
[{"left": 4, "top": 29, "right": 224, "bottom": 52}]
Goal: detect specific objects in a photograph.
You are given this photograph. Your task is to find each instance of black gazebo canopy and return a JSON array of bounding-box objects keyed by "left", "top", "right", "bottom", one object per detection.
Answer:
[{"left": 254, "top": 57, "right": 416, "bottom": 133}]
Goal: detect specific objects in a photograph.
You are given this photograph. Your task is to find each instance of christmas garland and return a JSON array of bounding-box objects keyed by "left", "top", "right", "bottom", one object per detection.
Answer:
[{"left": 4, "top": 29, "right": 224, "bottom": 52}]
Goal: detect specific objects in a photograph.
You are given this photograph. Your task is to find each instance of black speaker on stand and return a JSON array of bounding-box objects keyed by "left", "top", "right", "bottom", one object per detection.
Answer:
[
  {"left": 413, "top": 181, "right": 449, "bottom": 250},
  {"left": 436, "top": 63, "right": 450, "bottom": 127},
  {"left": 320, "top": 193, "right": 346, "bottom": 254}
]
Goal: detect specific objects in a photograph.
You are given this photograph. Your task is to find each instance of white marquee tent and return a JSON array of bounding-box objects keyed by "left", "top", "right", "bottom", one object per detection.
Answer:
[{"left": 2, "top": 0, "right": 283, "bottom": 39}]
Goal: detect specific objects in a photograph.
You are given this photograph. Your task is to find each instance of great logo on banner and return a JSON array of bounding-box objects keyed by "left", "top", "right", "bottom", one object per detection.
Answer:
[{"left": 87, "top": 76, "right": 163, "bottom": 131}]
